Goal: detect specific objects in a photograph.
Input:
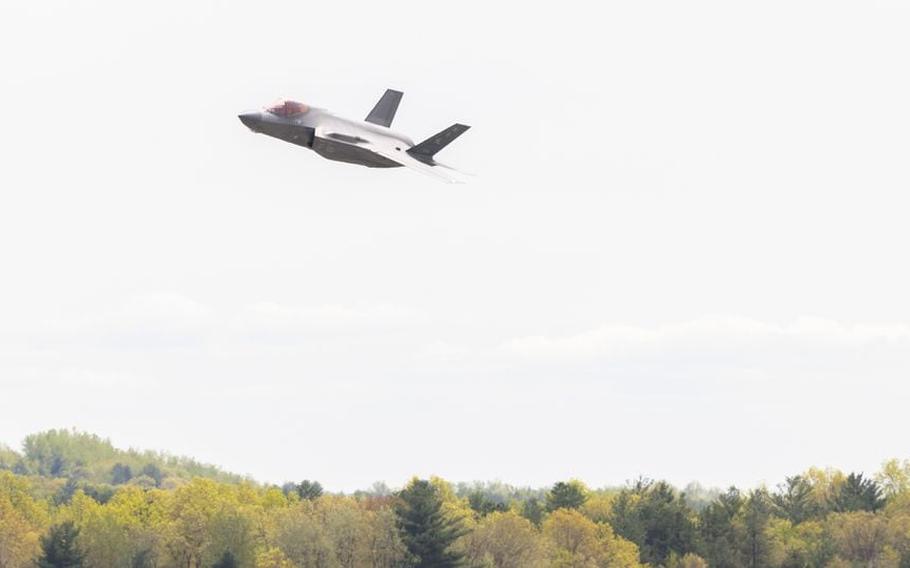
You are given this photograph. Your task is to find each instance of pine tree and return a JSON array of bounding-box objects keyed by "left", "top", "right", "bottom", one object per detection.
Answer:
[
  {"left": 545, "top": 480, "right": 589, "bottom": 512},
  {"left": 294, "top": 480, "right": 324, "bottom": 500},
  {"left": 38, "top": 521, "right": 84, "bottom": 568},
  {"left": 740, "top": 489, "right": 775, "bottom": 568},
  {"left": 772, "top": 475, "right": 818, "bottom": 523},
  {"left": 698, "top": 487, "right": 745, "bottom": 568},
  {"left": 395, "top": 479, "right": 466, "bottom": 568},
  {"left": 833, "top": 473, "right": 884, "bottom": 512},
  {"left": 212, "top": 551, "right": 238, "bottom": 568}
]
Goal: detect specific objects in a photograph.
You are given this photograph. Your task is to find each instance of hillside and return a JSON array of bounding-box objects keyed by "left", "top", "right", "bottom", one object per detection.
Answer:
[
  {"left": 0, "top": 429, "right": 244, "bottom": 502},
  {"left": 2, "top": 430, "right": 910, "bottom": 567}
]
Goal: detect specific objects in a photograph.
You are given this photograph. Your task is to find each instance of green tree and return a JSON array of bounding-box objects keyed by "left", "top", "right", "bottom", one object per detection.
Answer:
[
  {"left": 739, "top": 488, "right": 777, "bottom": 568},
  {"left": 212, "top": 551, "right": 238, "bottom": 568},
  {"left": 292, "top": 480, "right": 324, "bottom": 501},
  {"left": 546, "top": 481, "right": 589, "bottom": 512},
  {"left": 395, "top": 479, "right": 467, "bottom": 568},
  {"left": 38, "top": 522, "right": 84, "bottom": 568},
  {"left": 110, "top": 463, "right": 133, "bottom": 485},
  {"left": 773, "top": 475, "right": 820, "bottom": 524},
  {"left": 520, "top": 498, "right": 545, "bottom": 526},
  {"left": 611, "top": 479, "right": 696, "bottom": 565},
  {"left": 697, "top": 487, "right": 744, "bottom": 568},
  {"left": 140, "top": 463, "right": 164, "bottom": 487},
  {"left": 833, "top": 473, "right": 884, "bottom": 513},
  {"left": 467, "top": 492, "right": 508, "bottom": 518},
  {"left": 766, "top": 518, "right": 832, "bottom": 568},
  {"left": 23, "top": 430, "right": 116, "bottom": 478}
]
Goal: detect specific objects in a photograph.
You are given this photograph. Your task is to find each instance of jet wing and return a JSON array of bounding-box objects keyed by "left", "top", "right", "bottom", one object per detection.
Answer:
[{"left": 367, "top": 143, "right": 464, "bottom": 184}]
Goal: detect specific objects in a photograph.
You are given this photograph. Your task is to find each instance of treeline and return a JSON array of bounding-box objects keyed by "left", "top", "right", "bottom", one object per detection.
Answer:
[
  {"left": 0, "top": 429, "right": 242, "bottom": 491},
  {"left": 2, "top": 430, "right": 910, "bottom": 567}
]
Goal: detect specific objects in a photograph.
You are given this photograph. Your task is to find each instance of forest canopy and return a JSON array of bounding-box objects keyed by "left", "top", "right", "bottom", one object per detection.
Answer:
[{"left": 2, "top": 429, "right": 910, "bottom": 567}]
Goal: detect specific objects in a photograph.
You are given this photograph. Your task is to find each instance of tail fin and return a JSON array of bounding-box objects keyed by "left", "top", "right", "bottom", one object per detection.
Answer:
[
  {"left": 365, "top": 89, "right": 403, "bottom": 128},
  {"left": 407, "top": 124, "right": 471, "bottom": 163}
]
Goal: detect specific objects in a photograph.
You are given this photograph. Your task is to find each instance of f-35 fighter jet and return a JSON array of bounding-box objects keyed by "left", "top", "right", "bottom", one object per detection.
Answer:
[{"left": 239, "top": 89, "right": 470, "bottom": 183}]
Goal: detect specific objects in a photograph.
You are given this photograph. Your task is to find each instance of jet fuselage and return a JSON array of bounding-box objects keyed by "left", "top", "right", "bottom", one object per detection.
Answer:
[
  {"left": 239, "top": 107, "right": 415, "bottom": 168},
  {"left": 239, "top": 90, "right": 470, "bottom": 183}
]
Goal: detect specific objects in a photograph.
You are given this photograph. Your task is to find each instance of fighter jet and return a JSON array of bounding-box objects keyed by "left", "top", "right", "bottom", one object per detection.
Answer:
[{"left": 238, "top": 89, "right": 470, "bottom": 183}]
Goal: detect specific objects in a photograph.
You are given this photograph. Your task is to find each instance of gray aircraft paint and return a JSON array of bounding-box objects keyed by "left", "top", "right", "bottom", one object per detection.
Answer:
[{"left": 239, "top": 90, "right": 470, "bottom": 183}]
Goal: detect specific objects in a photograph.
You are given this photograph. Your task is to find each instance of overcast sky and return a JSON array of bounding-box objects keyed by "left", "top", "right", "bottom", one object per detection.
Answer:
[{"left": 1, "top": 1, "right": 909, "bottom": 492}]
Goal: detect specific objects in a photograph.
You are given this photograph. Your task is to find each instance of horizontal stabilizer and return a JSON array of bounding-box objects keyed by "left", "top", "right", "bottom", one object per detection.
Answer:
[
  {"left": 365, "top": 89, "right": 403, "bottom": 128},
  {"left": 407, "top": 124, "right": 470, "bottom": 162}
]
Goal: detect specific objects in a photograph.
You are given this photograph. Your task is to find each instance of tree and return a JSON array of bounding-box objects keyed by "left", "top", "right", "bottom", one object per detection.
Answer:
[
  {"left": 772, "top": 475, "right": 820, "bottom": 524},
  {"left": 38, "top": 522, "right": 84, "bottom": 568},
  {"left": 611, "top": 479, "right": 696, "bottom": 565},
  {"left": 0, "top": 445, "right": 21, "bottom": 471},
  {"left": 0, "top": 498, "right": 42, "bottom": 568},
  {"left": 665, "top": 552, "right": 708, "bottom": 568},
  {"left": 739, "top": 488, "right": 778, "bottom": 568},
  {"left": 467, "top": 492, "right": 508, "bottom": 518},
  {"left": 140, "top": 463, "right": 164, "bottom": 487},
  {"left": 833, "top": 473, "right": 885, "bottom": 513},
  {"left": 876, "top": 459, "right": 910, "bottom": 498},
  {"left": 212, "top": 551, "right": 238, "bottom": 568},
  {"left": 273, "top": 501, "right": 337, "bottom": 568},
  {"left": 395, "top": 479, "right": 467, "bottom": 568},
  {"left": 826, "top": 511, "right": 898, "bottom": 567},
  {"left": 464, "top": 511, "right": 546, "bottom": 568},
  {"left": 165, "top": 478, "right": 224, "bottom": 568},
  {"left": 521, "top": 498, "right": 545, "bottom": 526},
  {"left": 362, "top": 507, "right": 406, "bottom": 568},
  {"left": 697, "top": 487, "right": 744, "bottom": 568},
  {"left": 581, "top": 493, "right": 615, "bottom": 524},
  {"left": 110, "top": 463, "right": 133, "bottom": 485},
  {"left": 22, "top": 430, "right": 116, "bottom": 478},
  {"left": 766, "top": 518, "right": 831, "bottom": 568},
  {"left": 292, "top": 480, "right": 324, "bottom": 501},
  {"left": 255, "top": 547, "right": 295, "bottom": 568},
  {"left": 0, "top": 472, "right": 47, "bottom": 568},
  {"left": 543, "top": 508, "right": 643, "bottom": 568},
  {"left": 62, "top": 491, "right": 134, "bottom": 568},
  {"left": 543, "top": 508, "right": 602, "bottom": 566},
  {"left": 546, "top": 481, "right": 589, "bottom": 512}
]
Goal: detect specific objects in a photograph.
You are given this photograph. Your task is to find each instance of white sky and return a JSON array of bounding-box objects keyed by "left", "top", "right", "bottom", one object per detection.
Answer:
[{"left": 1, "top": 1, "right": 909, "bottom": 492}]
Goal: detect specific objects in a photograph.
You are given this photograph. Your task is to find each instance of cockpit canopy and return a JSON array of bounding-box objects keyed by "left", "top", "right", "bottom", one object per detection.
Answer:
[{"left": 266, "top": 99, "right": 310, "bottom": 118}]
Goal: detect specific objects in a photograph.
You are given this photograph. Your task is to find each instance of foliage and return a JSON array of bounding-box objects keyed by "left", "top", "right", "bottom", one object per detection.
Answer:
[
  {"left": 666, "top": 552, "right": 709, "bottom": 568},
  {"left": 2, "top": 429, "right": 242, "bottom": 489},
  {"left": 521, "top": 497, "right": 546, "bottom": 526},
  {"left": 467, "top": 491, "right": 509, "bottom": 518},
  {"left": 395, "top": 478, "right": 468, "bottom": 568},
  {"left": 833, "top": 472, "right": 885, "bottom": 513},
  {"left": 772, "top": 475, "right": 821, "bottom": 523},
  {"left": 5, "top": 431, "right": 910, "bottom": 567},
  {"left": 546, "top": 480, "right": 589, "bottom": 512},
  {"left": 611, "top": 478, "right": 696, "bottom": 565},
  {"left": 464, "top": 511, "right": 546, "bottom": 568},
  {"left": 212, "top": 551, "right": 238, "bottom": 568},
  {"left": 37, "top": 521, "right": 84, "bottom": 568},
  {"left": 543, "top": 508, "right": 643, "bottom": 568}
]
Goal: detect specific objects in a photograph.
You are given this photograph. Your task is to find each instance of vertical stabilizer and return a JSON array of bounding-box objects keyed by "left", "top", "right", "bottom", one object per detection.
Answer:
[{"left": 365, "top": 89, "right": 403, "bottom": 128}]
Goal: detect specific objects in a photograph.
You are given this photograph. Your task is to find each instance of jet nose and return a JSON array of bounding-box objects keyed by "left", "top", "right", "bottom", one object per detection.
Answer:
[{"left": 238, "top": 111, "right": 262, "bottom": 130}]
